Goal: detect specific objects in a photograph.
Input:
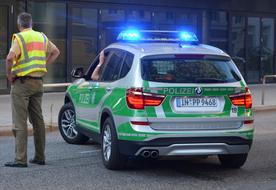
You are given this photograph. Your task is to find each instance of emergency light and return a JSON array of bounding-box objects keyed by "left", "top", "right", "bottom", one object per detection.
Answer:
[
  {"left": 117, "top": 30, "right": 141, "bottom": 41},
  {"left": 117, "top": 30, "right": 198, "bottom": 44}
]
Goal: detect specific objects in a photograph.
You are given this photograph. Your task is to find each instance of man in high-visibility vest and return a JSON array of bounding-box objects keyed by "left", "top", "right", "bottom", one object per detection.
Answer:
[{"left": 5, "top": 12, "right": 60, "bottom": 167}]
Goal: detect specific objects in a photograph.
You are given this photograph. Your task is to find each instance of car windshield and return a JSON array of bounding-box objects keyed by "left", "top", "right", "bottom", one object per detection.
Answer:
[{"left": 141, "top": 55, "right": 242, "bottom": 83}]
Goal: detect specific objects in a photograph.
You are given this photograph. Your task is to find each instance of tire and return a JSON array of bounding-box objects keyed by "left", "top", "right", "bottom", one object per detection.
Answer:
[
  {"left": 101, "top": 117, "right": 127, "bottom": 170},
  {"left": 58, "top": 103, "right": 89, "bottom": 144},
  {"left": 218, "top": 154, "right": 248, "bottom": 169}
]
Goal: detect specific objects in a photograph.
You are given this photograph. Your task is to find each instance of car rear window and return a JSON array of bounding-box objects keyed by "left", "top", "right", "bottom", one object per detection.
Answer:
[{"left": 141, "top": 55, "right": 242, "bottom": 83}]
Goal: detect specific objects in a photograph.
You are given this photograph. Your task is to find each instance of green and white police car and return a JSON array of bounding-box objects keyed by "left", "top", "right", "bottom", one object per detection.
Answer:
[{"left": 58, "top": 30, "right": 254, "bottom": 170}]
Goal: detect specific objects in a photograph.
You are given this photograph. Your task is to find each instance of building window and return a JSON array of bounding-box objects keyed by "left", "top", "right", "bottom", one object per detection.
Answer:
[
  {"left": 28, "top": 1, "right": 66, "bottom": 83},
  {"left": 100, "top": 9, "right": 125, "bottom": 50},
  {"left": 207, "top": 11, "right": 229, "bottom": 52},
  {"left": 231, "top": 16, "right": 246, "bottom": 77},
  {"left": 0, "top": 6, "right": 8, "bottom": 90},
  {"left": 153, "top": 11, "right": 175, "bottom": 30},
  {"left": 71, "top": 7, "right": 98, "bottom": 71},
  {"left": 126, "top": 10, "right": 151, "bottom": 29}
]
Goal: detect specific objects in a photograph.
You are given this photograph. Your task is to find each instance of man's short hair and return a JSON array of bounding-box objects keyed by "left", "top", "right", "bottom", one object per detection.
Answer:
[{"left": 17, "top": 12, "right": 32, "bottom": 28}]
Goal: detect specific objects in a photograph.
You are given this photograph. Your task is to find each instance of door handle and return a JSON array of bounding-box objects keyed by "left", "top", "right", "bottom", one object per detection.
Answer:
[{"left": 106, "top": 87, "right": 112, "bottom": 92}]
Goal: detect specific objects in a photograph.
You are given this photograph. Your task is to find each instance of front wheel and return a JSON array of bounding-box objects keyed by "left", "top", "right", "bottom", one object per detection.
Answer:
[
  {"left": 101, "top": 117, "right": 127, "bottom": 170},
  {"left": 58, "top": 103, "right": 89, "bottom": 144},
  {"left": 218, "top": 154, "right": 248, "bottom": 169}
]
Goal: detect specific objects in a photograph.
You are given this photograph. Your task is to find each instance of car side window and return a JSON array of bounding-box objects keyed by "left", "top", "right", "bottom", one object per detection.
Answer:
[
  {"left": 85, "top": 50, "right": 111, "bottom": 81},
  {"left": 100, "top": 49, "right": 126, "bottom": 82},
  {"left": 120, "top": 52, "right": 134, "bottom": 78}
]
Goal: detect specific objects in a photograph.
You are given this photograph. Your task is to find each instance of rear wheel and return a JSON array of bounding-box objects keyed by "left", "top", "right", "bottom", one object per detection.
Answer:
[
  {"left": 218, "top": 154, "right": 248, "bottom": 169},
  {"left": 101, "top": 117, "right": 127, "bottom": 170},
  {"left": 58, "top": 103, "right": 89, "bottom": 144}
]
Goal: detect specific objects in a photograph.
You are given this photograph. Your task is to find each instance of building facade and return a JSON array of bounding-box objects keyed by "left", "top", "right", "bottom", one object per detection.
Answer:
[{"left": 0, "top": 0, "right": 276, "bottom": 93}]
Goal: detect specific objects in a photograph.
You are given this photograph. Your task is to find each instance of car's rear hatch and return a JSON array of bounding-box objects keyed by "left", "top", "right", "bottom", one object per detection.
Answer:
[{"left": 139, "top": 54, "right": 252, "bottom": 131}]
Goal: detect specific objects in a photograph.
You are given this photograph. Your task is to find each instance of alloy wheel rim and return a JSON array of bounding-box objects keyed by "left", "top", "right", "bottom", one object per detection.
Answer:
[
  {"left": 61, "top": 109, "right": 78, "bottom": 139},
  {"left": 103, "top": 124, "right": 112, "bottom": 161}
]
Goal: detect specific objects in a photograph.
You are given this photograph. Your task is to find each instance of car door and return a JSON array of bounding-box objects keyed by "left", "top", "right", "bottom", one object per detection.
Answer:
[
  {"left": 75, "top": 49, "right": 126, "bottom": 133},
  {"left": 74, "top": 51, "right": 112, "bottom": 133}
]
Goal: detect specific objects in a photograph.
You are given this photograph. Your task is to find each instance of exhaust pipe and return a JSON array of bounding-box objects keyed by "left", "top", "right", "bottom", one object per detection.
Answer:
[
  {"left": 141, "top": 150, "right": 150, "bottom": 158},
  {"left": 150, "top": 151, "right": 159, "bottom": 159}
]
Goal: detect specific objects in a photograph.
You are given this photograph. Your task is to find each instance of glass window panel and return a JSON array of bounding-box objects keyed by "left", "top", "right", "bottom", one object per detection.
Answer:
[
  {"left": 29, "top": 1, "right": 66, "bottom": 83},
  {"left": 153, "top": 11, "right": 176, "bottom": 30},
  {"left": 0, "top": 6, "right": 8, "bottom": 89},
  {"left": 101, "top": 50, "right": 125, "bottom": 81},
  {"left": 100, "top": 9, "right": 125, "bottom": 50},
  {"left": 101, "top": 9, "right": 125, "bottom": 22},
  {"left": 127, "top": 10, "right": 151, "bottom": 22},
  {"left": 71, "top": 7, "right": 98, "bottom": 71},
  {"left": 231, "top": 16, "right": 246, "bottom": 78},
  {"left": 176, "top": 12, "right": 198, "bottom": 33},
  {"left": 126, "top": 10, "right": 151, "bottom": 29},
  {"left": 208, "top": 11, "right": 229, "bottom": 52},
  {"left": 261, "top": 18, "right": 274, "bottom": 77},
  {"left": 247, "top": 17, "right": 260, "bottom": 83},
  {"left": 120, "top": 52, "right": 134, "bottom": 78}
]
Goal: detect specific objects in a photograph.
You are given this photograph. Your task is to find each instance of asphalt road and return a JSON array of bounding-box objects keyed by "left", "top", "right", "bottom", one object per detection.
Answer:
[{"left": 1, "top": 111, "right": 276, "bottom": 190}]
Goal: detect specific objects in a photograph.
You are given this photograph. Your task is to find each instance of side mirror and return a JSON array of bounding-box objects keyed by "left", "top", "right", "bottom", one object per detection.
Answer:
[{"left": 71, "top": 67, "right": 84, "bottom": 78}]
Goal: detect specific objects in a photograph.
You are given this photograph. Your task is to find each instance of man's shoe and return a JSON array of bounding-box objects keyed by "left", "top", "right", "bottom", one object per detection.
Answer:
[
  {"left": 29, "top": 159, "right": 45, "bottom": 165},
  {"left": 4, "top": 161, "right": 27, "bottom": 168}
]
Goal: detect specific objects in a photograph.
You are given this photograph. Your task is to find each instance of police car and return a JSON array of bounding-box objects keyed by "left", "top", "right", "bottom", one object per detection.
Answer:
[{"left": 58, "top": 30, "right": 254, "bottom": 170}]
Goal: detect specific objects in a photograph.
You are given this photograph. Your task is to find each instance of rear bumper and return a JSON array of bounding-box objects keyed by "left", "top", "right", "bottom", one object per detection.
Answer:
[{"left": 118, "top": 136, "right": 252, "bottom": 156}]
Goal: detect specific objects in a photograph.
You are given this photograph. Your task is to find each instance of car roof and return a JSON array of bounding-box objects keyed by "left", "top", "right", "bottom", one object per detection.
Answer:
[{"left": 107, "top": 42, "right": 230, "bottom": 58}]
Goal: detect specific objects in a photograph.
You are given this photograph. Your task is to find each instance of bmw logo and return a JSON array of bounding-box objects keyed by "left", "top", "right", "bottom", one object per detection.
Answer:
[{"left": 195, "top": 87, "right": 203, "bottom": 95}]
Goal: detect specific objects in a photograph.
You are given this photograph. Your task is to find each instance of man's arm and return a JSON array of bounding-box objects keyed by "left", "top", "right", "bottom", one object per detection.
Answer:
[
  {"left": 91, "top": 64, "right": 103, "bottom": 81},
  {"left": 46, "top": 41, "right": 60, "bottom": 65},
  {"left": 6, "top": 52, "right": 16, "bottom": 82},
  {"left": 91, "top": 50, "right": 106, "bottom": 81}
]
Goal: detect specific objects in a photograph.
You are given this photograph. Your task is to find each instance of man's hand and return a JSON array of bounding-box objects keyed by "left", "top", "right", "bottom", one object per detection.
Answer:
[
  {"left": 7, "top": 73, "right": 14, "bottom": 82},
  {"left": 6, "top": 51, "right": 16, "bottom": 82}
]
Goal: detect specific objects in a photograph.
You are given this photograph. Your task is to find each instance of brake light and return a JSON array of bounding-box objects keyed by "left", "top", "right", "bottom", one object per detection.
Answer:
[
  {"left": 126, "top": 88, "right": 165, "bottom": 109},
  {"left": 130, "top": 121, "right": 150, "bottom": 125},
  {"left": 229, "top": 87, "right": 252, "bottom": 109},
  {"left": 244, "top": 120, "right": 254, "bottom": 124}
]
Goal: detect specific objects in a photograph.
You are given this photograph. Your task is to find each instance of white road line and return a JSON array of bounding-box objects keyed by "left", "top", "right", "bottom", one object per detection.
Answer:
[{"left": 80, "top": 150, "right": 101, "bottom": 154}]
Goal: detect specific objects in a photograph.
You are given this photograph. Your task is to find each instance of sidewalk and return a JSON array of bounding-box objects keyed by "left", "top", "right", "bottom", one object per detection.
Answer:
[
  {"left": 0, "top": 92, "right": 65, "bottom": 136},
  {"left": 0, "top": 84, "right": 276, "bottom": 136}
]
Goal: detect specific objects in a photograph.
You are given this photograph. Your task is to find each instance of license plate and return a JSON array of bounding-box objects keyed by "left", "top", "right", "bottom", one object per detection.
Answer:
[{"left": 176, "top": 97, "right": 218, "bottom": 108}]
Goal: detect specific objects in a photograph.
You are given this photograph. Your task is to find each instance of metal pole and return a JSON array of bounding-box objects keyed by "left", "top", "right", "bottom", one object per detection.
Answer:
[
  {"left": 43, "top": 83, "right": 72, "bottom": 88},
  {"left": 261, "top": 76, "right": 266, "bottom": 105}
]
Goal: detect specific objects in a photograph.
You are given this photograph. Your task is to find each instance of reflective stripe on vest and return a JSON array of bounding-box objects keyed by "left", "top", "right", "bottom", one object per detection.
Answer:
[{"left": 11, "top": 30, "right": 48, "bottom": 76}]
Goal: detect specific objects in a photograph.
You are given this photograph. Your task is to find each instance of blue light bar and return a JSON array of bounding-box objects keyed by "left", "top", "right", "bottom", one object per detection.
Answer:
[
  {"left": 117, "top": 30, "right": 141, "bottom": 41},
  {"left": 117, "top": 30, "right": 198, "bottom": 43},
  {"left": 179, "top": 31, "right": 198, "bottom": 42}
]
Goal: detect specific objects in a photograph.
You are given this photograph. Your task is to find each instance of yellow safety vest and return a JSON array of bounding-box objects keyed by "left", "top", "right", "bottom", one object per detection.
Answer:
[{"left": 11, "top": 29, "right": 48, "bottom": 76}]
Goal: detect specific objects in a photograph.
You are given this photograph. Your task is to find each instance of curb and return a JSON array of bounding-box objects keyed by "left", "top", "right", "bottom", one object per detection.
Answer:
[
  {"left": 0, "top": 124, "right": 59, "bottom": 137},
  {"left": 253, "top": 105, "right": 276, "bottom": 112}
]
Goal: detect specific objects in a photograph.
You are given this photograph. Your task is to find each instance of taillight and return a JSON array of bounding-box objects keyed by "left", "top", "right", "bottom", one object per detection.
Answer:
[
  {"left": 130, "top": 121, "right": 150, "bottom": 125},
  {"left": 229, "top": 87, "right": 252, "bottom": 109},
  {"left": 126, "top": 88, "right": 165, "bottom": 109},
  {"left": 244, "top": 120, "right": 254, "bottom": 124}
]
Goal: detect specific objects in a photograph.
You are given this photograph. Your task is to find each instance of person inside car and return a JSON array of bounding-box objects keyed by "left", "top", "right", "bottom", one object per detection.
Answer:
[{"left": 91, "top": 50, "right": 106, "bottom": 81}]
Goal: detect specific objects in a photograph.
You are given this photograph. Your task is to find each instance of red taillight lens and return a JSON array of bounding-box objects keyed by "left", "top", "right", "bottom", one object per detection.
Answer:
[
  {"left": 126, "top": 88, "right": 144, "bottom": 109},
  {"left": 143, "top": 92, "right": 165, "bottom": 106},
  {"left": 244, "top": 120, "right": 254, "bottom": 124},
  {"left": 229, "top": 87, "right": 252, "bottom": 109},
  {"left": 126, "top": 88, "right": 165, "bottom": 109},
  {"left": 130, "top": 121, "right": 150, "bottom": 125}
]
